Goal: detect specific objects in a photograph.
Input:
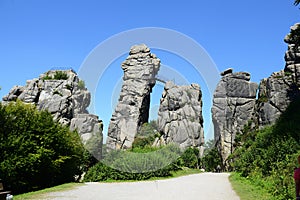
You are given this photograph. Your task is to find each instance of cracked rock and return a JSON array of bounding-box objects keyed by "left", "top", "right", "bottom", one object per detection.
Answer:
[{"left": 157, "top": 81, "right": 204, "bottom": 150}]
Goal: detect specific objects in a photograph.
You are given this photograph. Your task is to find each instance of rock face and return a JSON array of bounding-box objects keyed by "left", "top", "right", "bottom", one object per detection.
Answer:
[
  {"left": 157, "top": 81, "right": 204, "bottom": 150},
  {"left": 212, "top": 69, "right": 258, "bottom": 162},
  {"left": 257, "top": 23, "right": 300, "bottom": 126},
  {"left": 106, "top": 44, "right": 160, "bottom": 150},
  {"left": 70, "top": 114, "right": 103, "bottom": 160},
  {"left": 3, "top": 69, "right": 103, "bottom": 158}
]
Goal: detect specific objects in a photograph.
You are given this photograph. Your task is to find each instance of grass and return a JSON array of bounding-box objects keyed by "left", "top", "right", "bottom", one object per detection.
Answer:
[
  {"left": 229, "top": 172, "right": 275, "bottom": 200},
  {"left": 14, "top": 183, "right": 83, "bottom": 200},
  {"left": 14, "top": 168, "right": 201, "bottom": 198}
]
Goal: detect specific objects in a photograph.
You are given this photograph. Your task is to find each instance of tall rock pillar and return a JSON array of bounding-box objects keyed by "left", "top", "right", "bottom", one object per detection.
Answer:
[
  {"left": 106, "top": 44, "right": 160, "bottom": 150},
  {"left": 157, "top": 81, "right": 204, "bottom": 150},
  {"left": 212, "top": 69, "right": 258, "bottom": 163}
]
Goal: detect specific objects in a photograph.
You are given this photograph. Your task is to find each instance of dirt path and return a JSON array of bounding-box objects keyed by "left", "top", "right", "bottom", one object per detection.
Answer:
[{"left": 44, "top": 173, "right": 240, "bottom": 200}]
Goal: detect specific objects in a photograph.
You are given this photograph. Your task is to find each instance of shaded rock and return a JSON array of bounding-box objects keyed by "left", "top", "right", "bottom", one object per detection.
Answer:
[
  {"left": 106, "top": 44, "right": 160, "bottom": 150},
  {"left": 220, "top": 68, "right": 233, "bottom": 76},
  {"left": 157, "top": 81, "right": 204, "bottom": 150},
  {"left": 212, "top": 69, "right": 258, "bottom": 163},
  {"left": 257, "top": 23, "right": 300, "bottom": 126}
]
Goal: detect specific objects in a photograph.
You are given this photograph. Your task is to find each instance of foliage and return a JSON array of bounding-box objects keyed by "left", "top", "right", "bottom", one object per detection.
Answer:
[
  {"left": 132, "top": 121, "right": 160, "bottom": 149},
  {"left": 229, "top": 173, "right": 275, "bottom": 200},
  {"left": 295, "top": 0, "right": 300, "bottom": 6},
  {"left": 85, "top": 118, "right": 202, "bottom": 182},
  {"left": 0, "top": 101, "right": 86, "bottom": 194},
  {"left": 52, "top": 90, "right": 62, "bottom": 96},
  {"left": 231, "top": 98, "right": 300, "bottom": 199},
  {"left": 84, "top": 144, "right": 181, "bottom": 182},
  {"left": 178, "top": 147, "right": 199, "bottom": 168},
  {"left": 42, "top": 75, "right": 53, "bottom": 80},
  {"left": 77, "top": 80, "right": 85, "bottom": 90},
  {"left": 201, "top": 147, "right": 222, "bottom": 171},
  {"left": 53, "top": 71, "right": 69, "bottom": 80}
]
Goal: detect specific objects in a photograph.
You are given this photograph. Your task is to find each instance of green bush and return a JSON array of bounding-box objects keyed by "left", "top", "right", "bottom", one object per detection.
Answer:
[
  {"left": 53, "top": 71, "right": 69, "bottom": 80},
  {"left": 84, "top": 144, "right": 182, "bottom": 182},
  {"left": 201, "top": 147, "right": 222, "bottom": 171},
  {"left": 0, "top": 101, "right": 86, "bottom": 194},
  {"left": 132, "top": 122, "right": 159, "bottom": 149},
  {"left": 231, "top": 98, "right": 300, "bottom": 199},
  {"left": 77, "top": 80, "right": 85, "bottom": 90},
  {"left": 179, "top": 147, "right": 199, "bottom": 169}
]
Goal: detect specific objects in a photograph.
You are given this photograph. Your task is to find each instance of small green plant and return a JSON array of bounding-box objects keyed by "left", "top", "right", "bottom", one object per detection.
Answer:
[
  {"left": 257, "top": 95, "right": 268, "bottom": 103},
  {"left": 53, "top": 90, "right": 62, "bottom": 96},
  {"left": 42, "top": 75, "right": 53, "bottom": 80},
  {"left": 274, "top": 75, "right": 283, "bottom": 79},
  {"left": 77, "top": 80, "right": 85, "bottom": 90},
  {"left": 53, "top": 71, "right": 68, "bottom": 80},
  {"left": 284, "top": 71, "right": 292, "bottom": 76},
  {"left": 65, "top": 84, "right": 72, "bottom": 90}
]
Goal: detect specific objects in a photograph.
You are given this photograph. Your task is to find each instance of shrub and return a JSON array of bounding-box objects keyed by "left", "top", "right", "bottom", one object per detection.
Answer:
[
  {"left": 77, "top": 80, "right": 85, "bottom": 90},
  {"left": 231, "top": 98, "right": 300, "bottom": 199},
  {"left": 179, "top": 147, "right": 199, "bottom": 169},
  {"left": 84, "top": 144, "right": 182, "bottom": 182},
  {"left": 201, "top": 147, "right": 222, "bottom": 171},
  {"left": 53, "top": 71, "right": 68, "bottom": 80},
  {"left": 0, "top": 101, "right": 85, "bottom": 194},
  {"left": 132, "top": 122, "right": 159, "bottom": 149}
]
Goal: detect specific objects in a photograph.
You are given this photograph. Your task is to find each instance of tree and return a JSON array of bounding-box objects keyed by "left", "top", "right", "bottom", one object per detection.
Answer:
[
  {"left": 295, "top": 0, "right": 300, "bottom": 5},
  {"left": 0, "top": 101, "right": 86, "bottom": 194}
]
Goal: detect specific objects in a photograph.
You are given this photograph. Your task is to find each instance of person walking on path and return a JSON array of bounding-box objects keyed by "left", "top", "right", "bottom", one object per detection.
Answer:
[{"left": 294, "top": 155, "right": 300, "bottom": 200}]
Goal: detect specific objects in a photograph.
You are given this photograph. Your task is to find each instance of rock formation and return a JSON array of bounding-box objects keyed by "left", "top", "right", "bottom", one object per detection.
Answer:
[
  {"left": 156, "top": 81, "right": 204, "bottom": 150},
  {"left": 106, "top": 44, "right": 160, "bottom": 150},
  {"left": 257, "top": 23, "right": 300, "bottom": 126},
  {"left": 212, "top": 69, "right": 258, "bottom": 162},
  {"left": 3, "top": 69, "right": 103, "bottom": 158}
]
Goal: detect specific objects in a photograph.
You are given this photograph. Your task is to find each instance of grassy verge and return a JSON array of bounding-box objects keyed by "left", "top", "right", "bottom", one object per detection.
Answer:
[
  {"left": 14, "top": 183, "right": 83, "bottom": 200},
  {"left": 229, "top": 172, "right": 275, "bottom": 200}
]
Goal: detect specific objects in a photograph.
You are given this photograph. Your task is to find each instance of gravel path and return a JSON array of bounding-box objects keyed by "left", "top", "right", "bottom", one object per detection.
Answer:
[{"left": 44, "top": 173, "right": 240, "bottom": 200}]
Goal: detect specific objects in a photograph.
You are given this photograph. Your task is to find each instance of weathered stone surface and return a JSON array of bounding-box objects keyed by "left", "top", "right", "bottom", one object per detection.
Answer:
[
  {"left": 212, "top": 69, "right": 258, "bottom": 163},
  {"left": 3, "top": 70, "right": 103, "bottom": 153},
  {"left": 106, "top": 44, "right": 160, "bottom": 150},
  {"left": 157, "top": 81, "right": 204, "bottom": 150},
  {"left": 257, "top": 23, "right": 300, "bottom": 126},
  {"left": 70, "top": 114, "right": 103, "bottom": 159}
]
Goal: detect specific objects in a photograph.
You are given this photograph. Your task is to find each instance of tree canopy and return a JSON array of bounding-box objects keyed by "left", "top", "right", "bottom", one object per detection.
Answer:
[{"left": 0, "top": 101, "right": 86, "bottom": 194}]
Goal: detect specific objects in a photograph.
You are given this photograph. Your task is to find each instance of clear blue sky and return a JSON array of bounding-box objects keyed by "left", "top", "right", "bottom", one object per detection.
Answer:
[{"left": 0, "top": 0, "right": 299, "bottom": 141}]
